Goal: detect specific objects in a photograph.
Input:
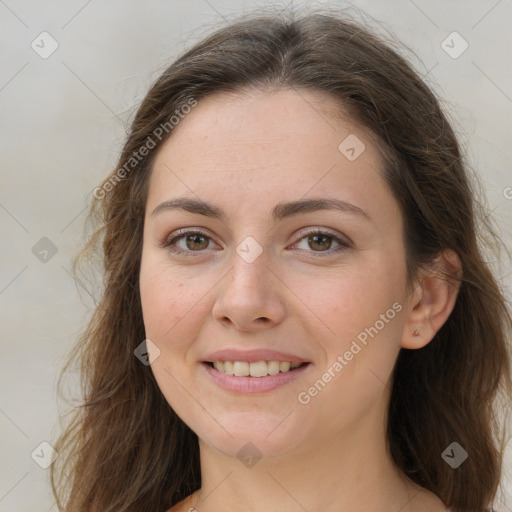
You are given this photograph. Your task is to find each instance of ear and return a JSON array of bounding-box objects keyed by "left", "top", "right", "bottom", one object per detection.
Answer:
[{"left": 401, "top": 249, "right": 462, "bottom": 349}]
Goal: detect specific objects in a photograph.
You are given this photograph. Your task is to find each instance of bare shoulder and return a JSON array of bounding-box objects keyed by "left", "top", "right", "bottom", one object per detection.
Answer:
[
  {"left": 401, "top": 485, "right": 449, "bottom": 512},
  {"left": 165, "top": 494, "right": 195, "bottom": 512}
]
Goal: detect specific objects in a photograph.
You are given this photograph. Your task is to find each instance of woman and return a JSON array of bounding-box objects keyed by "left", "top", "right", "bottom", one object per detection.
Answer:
[{"left": 50, "top": 7, "right": 511, "bottom": 512}]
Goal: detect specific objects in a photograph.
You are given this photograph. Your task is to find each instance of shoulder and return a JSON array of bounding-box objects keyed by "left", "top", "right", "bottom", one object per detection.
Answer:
[{"left": 165, "top": 495, "right": 194, "bottom": 512}]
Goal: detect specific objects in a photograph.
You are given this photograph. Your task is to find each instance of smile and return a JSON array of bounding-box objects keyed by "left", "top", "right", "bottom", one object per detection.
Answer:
[
  {"left": 208, "top": 360, "right": 306, "bottom": 377},
  {"left": 201, "top": 360, "right": 312, "bottom": 393}
]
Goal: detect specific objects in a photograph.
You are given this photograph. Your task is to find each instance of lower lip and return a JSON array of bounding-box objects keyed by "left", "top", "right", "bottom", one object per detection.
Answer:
[{"left": 201, "top": 362, "right": 311, "bottom": 393}]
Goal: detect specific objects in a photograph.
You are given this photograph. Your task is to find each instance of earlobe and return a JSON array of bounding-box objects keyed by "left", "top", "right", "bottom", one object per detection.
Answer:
[{"left": 401, "top": 249, "right": 462, "bottom": 350}]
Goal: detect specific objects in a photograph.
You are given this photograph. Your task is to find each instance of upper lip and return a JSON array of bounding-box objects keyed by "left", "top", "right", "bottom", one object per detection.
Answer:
[{"left": 203, "top": 349, "right": 310, "bottom": 364}]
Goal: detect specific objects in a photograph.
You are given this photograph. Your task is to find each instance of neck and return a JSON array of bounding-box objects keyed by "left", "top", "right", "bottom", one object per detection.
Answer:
[{"left": 194, "top": 408, "right": 418, "bottom": 512}]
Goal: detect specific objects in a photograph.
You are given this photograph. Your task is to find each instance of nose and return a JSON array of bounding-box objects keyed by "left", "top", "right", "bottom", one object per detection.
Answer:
[{"left": 211, "top": 247, "right": 287, "bottom": 332}]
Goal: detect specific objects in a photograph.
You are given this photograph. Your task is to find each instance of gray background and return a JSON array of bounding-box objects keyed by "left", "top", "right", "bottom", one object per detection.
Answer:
[{"left": 1, "top": 0, "right": 511, "bottom": 510}]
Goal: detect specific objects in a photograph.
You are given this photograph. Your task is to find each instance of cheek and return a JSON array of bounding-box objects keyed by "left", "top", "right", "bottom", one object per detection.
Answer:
[
  {"left": 139, "top": 274, "right": 215, "bottom": 440},
  {"left": 299, "top": 256, "right": 406, "bottom": 374},
  {"left": 139, "top": 250, "right": 190, "bottom": 345},
  {"left": 296, "top": 265, "right": 404, "bottom": 426},
  {"left": 139, "top": 264, "right": 195, "bottom": 407},
  {"left": 139, "top": 251, "right": 217, "bottom": 372},
  {"left": 140, "top": 275, "right": 178, "bottom": 336},
  {"left": 298, "top": 260, "right": 404, "bottom": 334}
]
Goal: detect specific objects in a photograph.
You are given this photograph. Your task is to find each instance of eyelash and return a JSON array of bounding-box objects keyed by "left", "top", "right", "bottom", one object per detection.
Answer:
[{"left": 161, "top": 228, "right": 351, "bottom": 258}]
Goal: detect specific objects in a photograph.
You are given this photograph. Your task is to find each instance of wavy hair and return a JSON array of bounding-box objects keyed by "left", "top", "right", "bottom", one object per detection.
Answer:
[{"left": 50, "top": 6, "right": 512, "bottom": 512}]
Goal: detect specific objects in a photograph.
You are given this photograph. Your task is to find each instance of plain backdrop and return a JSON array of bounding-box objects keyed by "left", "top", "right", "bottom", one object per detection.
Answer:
[{"left": 1, "top": 1, "right": 511, "bottom": 510}]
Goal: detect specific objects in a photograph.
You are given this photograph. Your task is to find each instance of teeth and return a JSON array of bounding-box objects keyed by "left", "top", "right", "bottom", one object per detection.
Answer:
[
  {"left": 233, "top": 361, "right": 249, "bottom": 376},
  {"left": 280, "top": 361, "right": 290, "bottom": 372},
  {"left": 249, "top": 361, "right": 267, "bottom": 377},
  {"left": 267, "top": 360, "right": 280, "bottom": 375},
  {"left": 212, "top": 360, "right": 304, "bottom": 377}
]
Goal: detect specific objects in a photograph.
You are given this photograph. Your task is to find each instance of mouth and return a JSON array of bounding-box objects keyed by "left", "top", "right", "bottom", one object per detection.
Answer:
[
  {"left": 203, "top": 360, "right": 311, "bottom": 377},
  {"left": 201, "top": 359, "right": 312, "bottom": 393}
]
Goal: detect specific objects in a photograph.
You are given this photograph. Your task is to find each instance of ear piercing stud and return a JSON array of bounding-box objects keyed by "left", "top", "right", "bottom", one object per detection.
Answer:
[{"left": 413, "top": 329, "right": 421, "bottom": 336}]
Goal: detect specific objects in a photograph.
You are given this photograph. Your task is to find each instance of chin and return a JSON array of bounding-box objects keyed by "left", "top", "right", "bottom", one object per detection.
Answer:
[{"left": 193, "top": 412, "right": 310, "bottom": 462}]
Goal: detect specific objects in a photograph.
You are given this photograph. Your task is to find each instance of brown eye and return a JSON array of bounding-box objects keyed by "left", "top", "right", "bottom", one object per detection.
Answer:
[
  {"left": 292, "top": 228, "right": 351, "bottom": 256},
  {"left": 307, "top": 234, "right": 335, "bottom": 251},
  {"left": 183, "top": 233, "right": 210, "bottom": 251},
  {"left": 162, "top": 228, "right": 350, "bottom": 258},
  {"left": 163, "top": 230, "right": 219, "bottom": 256}
]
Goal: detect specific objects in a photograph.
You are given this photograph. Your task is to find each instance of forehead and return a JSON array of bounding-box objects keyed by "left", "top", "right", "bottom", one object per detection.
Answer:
[
  {"left": 157, "top": 87, "right": 371, "bottom": 158},
  {"left": 147, "top": 88, "right": 395, "bottom": 225}
]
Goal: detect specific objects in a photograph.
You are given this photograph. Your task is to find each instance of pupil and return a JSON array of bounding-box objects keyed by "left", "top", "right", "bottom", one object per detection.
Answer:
[
  {"left": 311, "top": 235, "right": 330, "bottom": 251},
  {"left": 188, "top": 235, "right": 207, "bottom": 250}
]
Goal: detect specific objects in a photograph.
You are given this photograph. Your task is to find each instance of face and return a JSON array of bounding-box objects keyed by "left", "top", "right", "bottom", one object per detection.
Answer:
[{"left": 139, "top": 88, "right": 411, "bottom": 460}]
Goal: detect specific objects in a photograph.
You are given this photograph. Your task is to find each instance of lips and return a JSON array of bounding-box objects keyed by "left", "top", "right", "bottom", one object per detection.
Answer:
[
  {"left": 200, "top": 348, "right": 312, "bottom": 392},
  {"left": 201, "top": 359, "right": 312, "bottom": 393},
  {"left": 208, "top": 360, "right": 306, "bottom": 377},
  {"left": 203, "top": 348, "right": 309, "bottom": 364}
]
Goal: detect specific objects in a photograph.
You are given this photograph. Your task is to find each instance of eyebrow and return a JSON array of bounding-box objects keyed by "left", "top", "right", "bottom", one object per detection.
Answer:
[{"left": 151, "top": 197, "right": 371, "bottom": 223}]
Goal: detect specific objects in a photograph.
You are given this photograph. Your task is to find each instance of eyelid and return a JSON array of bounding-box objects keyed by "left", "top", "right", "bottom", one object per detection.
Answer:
[
  {"left": 289, "top": 227, "right": 352, "bottom": 256},
  {"left": 294, "top": 227, "right": 352, "bottom": 246},
  {"left": 161, "top": 226, "right": 352, "bottom": 257},
  {"left": 160, "top": 228, "right": 220, "bottom": 254}
]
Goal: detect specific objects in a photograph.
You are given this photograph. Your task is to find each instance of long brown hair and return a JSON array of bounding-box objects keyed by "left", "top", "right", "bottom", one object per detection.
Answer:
[{"left": 50, "top": 6, "right": 512, "bottom": 512}]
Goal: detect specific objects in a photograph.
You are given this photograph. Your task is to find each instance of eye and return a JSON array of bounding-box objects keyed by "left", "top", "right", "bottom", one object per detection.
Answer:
[
  {"left": 161, "top": 227, "right": 351, "bottom": 257},
  {"left": 291, "top": 228, "right": 351, "bottom": 256},
  {"left": 162, "top": 229, "right": 219, "bottom": 256}
]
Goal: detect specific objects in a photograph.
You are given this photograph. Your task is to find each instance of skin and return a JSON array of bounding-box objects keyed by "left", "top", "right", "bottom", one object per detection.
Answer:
[{"left": 139, "top": 88, "right": 460, "bottom": 512}]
